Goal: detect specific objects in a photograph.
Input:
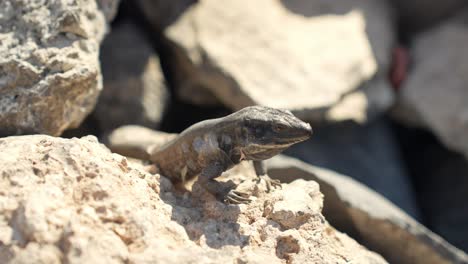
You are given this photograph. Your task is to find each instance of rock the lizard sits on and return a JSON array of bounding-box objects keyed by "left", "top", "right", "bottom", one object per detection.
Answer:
[{"left": 149, "top": 106, "right": 313, "bottom": 204}]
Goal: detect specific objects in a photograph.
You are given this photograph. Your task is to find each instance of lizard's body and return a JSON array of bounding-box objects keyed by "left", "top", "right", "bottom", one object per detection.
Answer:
[{"left": 149, "top": 106, "right": 312, "bottom": 203}]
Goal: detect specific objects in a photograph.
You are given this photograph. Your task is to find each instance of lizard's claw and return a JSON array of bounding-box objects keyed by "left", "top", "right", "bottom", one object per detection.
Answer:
[
  {"left": 258, "top": 174, "right": 282, "bottom": 192},
  {"left": 224, "top": 190, "right": 252, "bottom": 204}
]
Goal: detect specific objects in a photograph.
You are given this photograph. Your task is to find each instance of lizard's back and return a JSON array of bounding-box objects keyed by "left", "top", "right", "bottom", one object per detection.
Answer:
[{"left": 150, "top": 118, "right": 229, "bottom": 182}]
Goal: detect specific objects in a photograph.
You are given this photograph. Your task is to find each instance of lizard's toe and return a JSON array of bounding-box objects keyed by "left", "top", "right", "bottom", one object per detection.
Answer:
[
  {"left": 258, "top": 174, "right": 282, "bottom": 192},
  {"left": 270, "top": 178, "right": 282, "bottom": 189},
  {"left": 224, "top": 190, "right": 252, "bottom": 204}
]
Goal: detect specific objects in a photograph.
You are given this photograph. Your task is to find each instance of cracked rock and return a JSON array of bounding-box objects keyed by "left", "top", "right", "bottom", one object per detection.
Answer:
[
  {"left": 0, "top": 0, "right": 119, "bottom": 136},
  {"left": 0, "top": 135, "right": 386, "bottom": 263}
]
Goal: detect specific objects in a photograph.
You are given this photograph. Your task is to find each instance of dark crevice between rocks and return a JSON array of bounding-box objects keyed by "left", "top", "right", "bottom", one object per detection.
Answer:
[
  {"left": 119, "top": 0, "right": 231, "bottom": 134},
  {"left": 391, "top": 120, "right": 468, "bottom": 252},
  {"left": 388, "top": 0, "right": 468, "bottom": 43},
  {"left": 62, "top": 114, "right": 101, "bottom": 139}
]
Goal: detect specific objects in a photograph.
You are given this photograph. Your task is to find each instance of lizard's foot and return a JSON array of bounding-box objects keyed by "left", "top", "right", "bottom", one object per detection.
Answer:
[
  {"left": 224, "top": 190, "right": 252, "bottom": 204},
  {"left": 258, "top": 174, "right": 282, "bottom": 192},
  {"left": 199, "top": 179, "right": 251, "bottom": 204}
]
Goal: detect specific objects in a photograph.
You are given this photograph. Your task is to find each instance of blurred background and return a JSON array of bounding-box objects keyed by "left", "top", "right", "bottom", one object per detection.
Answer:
[{"left": 67, "top": 0, "right": 468, "bottom": 252}]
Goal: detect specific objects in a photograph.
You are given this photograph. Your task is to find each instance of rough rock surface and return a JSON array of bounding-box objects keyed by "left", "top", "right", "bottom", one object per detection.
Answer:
[
  {"left": 0, "top": 0, "right": 118, "bottom": 136},
  {"left": 96, "top": 21, "right": 169, "bottom": 132},
  {"left": 161, "top": 0, "right": 395, "bottom": 122},
  {"left": 285, "top": 118, "right": 420, "bottom": 218},
  {"left": 0, "top": 135, "right": 386, "bottom": 263},
  {"left": 267, "top": 155, "right": 468, "bottom": 264},
  {"left": 393, "top": 9, "right": 468, "bottom": 159}
]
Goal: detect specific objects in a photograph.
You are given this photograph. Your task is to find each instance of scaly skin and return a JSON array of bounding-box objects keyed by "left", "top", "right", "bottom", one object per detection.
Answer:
[{"left": 149, "top": 106, "right": 312, "bottom": 203}]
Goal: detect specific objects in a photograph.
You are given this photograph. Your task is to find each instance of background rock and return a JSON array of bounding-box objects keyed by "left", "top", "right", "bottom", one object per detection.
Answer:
[
  {"left": 285, "top": 118, "right": 420, "bottom": 218},
  {"left": 96, "top": 21, "right": 169, "bottom": 132},
  {"left": 393, "top": 9, "right": 468, "bottom": 159},
  {"left": 0, "top": 135, "right": 386, "bottom": 263},
  {"left": 159, "top": 0, "right": 395, "bottom": 123},
  {"left": 267, "top": 155, "right": 468, "bottom": 264},
  {"left": 0, "top": 0, "right": 118, "bottom": 136}
]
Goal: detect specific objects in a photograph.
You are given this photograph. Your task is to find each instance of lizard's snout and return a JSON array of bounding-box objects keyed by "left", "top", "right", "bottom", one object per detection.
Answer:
[
  {"left": 287, "top": 122, "right": 313, "bottom": 143},
  {"left": 304, "top": 123, "right": 313, "bottom": 137}
]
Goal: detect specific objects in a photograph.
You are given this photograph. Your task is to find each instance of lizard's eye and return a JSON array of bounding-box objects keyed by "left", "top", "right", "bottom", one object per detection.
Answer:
[{"left": 273, "top": 124, "right": 287, "bottom": 132}]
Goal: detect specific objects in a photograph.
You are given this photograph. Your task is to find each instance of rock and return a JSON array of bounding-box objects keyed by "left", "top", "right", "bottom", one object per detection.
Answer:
[
  {"left": 393, "top": 9, "right": 468, "bottom": 159},
  {"left": 0, "top": 0, "right": 119, "bottom": 136},
  {"left": 96, "top": 21, "right": 170, "bottom": 132},
  {"left": 0, "top": 135, "right": 386, "bottom": 263},
  {"left": 285, "top": 118, "right": 421, "bottom": 218},
  {"left": 264, "top": 180, "right": 323, "bottom": 229},
  {"left": 162, "top": 0, "right": 395, "bottom": 122},
  {"left": 390, "top": 0, "right": 468, "bottom": 34},
  {"left": 267, "top": 155, "right": 468, "bottom": 264},
  {"left": 104, "top": 125, "right": 177, "bottom": 160}
]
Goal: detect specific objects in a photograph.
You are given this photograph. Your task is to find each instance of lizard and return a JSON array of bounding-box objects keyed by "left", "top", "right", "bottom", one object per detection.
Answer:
[{"left": 148, "top": 106, "right": 313, "bottom": 204}]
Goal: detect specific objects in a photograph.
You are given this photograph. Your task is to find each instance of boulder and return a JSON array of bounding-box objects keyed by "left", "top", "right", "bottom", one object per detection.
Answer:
[
  {"left": 0, "top": 135, "right": 386, "bottom": 263},
  {"left": 393, "top": 9, "right": 468, "bottom": 159},
  {"left": 267, "top": 155, "right": 468, "bottom": 264},
  {"left": 160, "top": 0, "right": 395, "bottom": 122},
  {"left": 0, "top": 0, "right": 119, "bottom": 136},
  {"left": 96, "top": 21, "right": 169, "bottom": 132}
]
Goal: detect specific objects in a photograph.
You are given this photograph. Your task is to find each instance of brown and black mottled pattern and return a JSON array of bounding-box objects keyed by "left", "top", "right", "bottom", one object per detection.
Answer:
[{"left": 150, "top": 106, "right": 312, "bottom": 203}]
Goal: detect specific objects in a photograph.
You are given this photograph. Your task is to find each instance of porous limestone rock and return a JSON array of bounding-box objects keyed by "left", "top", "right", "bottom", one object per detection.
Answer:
[
  {"left": 266, "top": 155, "right": 468, "bottom": 264},
  {"left": 0, "top": 135, "right": 386, "bottom": 263},
  {"left": 96, "top": 22, "right": 169, "bottom": 132},
  {"left": 161, "top": 0, "right": 395, "bottom": 122},
  {"left": 0, "top": 0, "right": 118, "bottom": 136},
  {"left": 393, "top": 9, "right": 468, "bottom": 159}
]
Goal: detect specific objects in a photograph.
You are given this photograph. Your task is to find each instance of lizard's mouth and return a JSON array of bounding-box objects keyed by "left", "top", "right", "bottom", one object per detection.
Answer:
[
  {"left": 274, "top": 123, "right": 313, "bottom": 145},
  {"left": 273, "top": 136, "right": 309, "bottom": 146},
  {"left": 243, "top": 147, "right": 286, "bottom": 160}
]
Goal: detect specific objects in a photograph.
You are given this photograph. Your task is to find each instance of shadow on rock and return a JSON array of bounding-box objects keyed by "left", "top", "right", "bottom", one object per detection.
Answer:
[{"left": 157, "top": 175, "right": 247, "bottom": 249}]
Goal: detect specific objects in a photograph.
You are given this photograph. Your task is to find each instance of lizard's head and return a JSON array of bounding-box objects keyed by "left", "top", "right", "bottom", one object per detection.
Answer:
[{"left": 235, "top": 106, "right": 313, "bottom": 160}]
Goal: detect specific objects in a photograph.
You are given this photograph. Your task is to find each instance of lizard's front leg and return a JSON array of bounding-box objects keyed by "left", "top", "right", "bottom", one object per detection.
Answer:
[
  {"left": 253, "top": 160, "right": 281, "bottom": 191},
  {"left": 198, "top": 161, "right": 251, "bottom": 204}
]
